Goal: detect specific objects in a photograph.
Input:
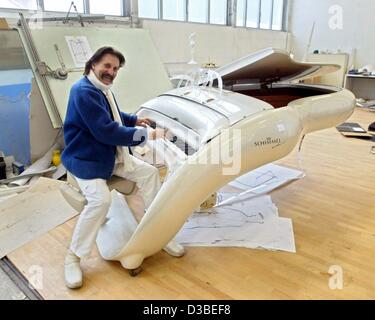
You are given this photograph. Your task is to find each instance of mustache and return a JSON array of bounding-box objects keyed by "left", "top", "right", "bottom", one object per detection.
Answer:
[{"left": 100, "top": 73, "right": 114, "bottom": 81}]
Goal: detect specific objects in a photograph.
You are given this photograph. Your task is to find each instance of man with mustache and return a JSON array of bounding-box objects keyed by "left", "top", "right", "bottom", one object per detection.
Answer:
[{"left": 61, "top": 47, "right": 184, "bottom": 289}]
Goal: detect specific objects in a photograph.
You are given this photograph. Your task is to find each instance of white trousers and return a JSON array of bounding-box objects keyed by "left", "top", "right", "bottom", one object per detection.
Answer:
[{"left": 70, "top": 156, "right": 161, "bottom": 258}]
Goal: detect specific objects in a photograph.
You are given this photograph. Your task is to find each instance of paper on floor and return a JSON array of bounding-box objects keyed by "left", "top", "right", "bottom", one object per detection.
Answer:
[
  {"left": 213, "top": 164, "right": 304, "bottom": 208},
  {"left": 0, "top": 178, "right": 78, "bottom": 259},
  {"left": 229, "top": 163, "right": 304, "bottom": 194},
  {"left": 175, "top": 163, "right": 302, "bottom": 254},
  {"left": 175, "top": 194, "right": 296, "bottom": 253}
]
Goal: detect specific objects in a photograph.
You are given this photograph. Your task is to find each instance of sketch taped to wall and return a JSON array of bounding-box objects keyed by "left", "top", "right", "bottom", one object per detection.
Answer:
[{"left": 65, "top": 36, "right": 93, "bottom": 68}]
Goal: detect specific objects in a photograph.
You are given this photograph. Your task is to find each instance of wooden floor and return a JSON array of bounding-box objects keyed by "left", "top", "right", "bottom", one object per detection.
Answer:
[{"left": 7, "top": 109, "right": 375, "bottom": 300}]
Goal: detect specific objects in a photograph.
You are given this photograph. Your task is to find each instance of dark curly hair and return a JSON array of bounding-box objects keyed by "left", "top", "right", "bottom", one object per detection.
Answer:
[{"left": 84, "top": 47, "right": 125, "bottom": 75}]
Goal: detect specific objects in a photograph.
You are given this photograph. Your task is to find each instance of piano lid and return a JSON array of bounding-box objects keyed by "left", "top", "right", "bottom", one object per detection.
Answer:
[{"left": 217, "top": 48, "right": 340, "bottom": 85}]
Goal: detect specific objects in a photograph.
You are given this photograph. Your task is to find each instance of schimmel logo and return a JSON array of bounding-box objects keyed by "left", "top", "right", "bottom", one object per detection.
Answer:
[{"left": 254, "top": 137, "right": 282, "bottom": 148}]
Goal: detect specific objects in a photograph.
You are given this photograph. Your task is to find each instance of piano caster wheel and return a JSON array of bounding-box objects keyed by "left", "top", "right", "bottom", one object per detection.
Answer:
[{"left": 129, "top": 267, "right": 142, "bottom": 277}]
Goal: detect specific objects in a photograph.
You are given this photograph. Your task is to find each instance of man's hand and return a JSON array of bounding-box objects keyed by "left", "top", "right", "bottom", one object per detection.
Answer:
[
  {"left": 148, "top": 128, "right": 169, "bottom": 140},
  {"left": 136, "top": 118, "right": 153, "bottom": 128}
]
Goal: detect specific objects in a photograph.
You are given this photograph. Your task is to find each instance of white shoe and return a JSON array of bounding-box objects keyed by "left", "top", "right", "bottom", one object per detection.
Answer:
[
  {"left": 64, "top": 250, "right": 83, "bottom": 289},
  {"left": 163, "top": 240, "right": 185, "bottom": 257}
]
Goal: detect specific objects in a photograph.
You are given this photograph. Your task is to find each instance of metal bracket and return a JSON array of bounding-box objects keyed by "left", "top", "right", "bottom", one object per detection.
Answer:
[
  {"left": 64, "top": 1, "right": 85, "bottom": 27},
  {"left": 36, "top": 61, "right": 49, "bottom": 76},
  {"left": 35, "top": 61, "right": 69, "bottom": 80}
]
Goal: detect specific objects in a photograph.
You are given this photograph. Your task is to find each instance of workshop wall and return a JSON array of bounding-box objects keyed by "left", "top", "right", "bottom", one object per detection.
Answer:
[
  {"left": 142, "top": 19, "right": 288, "bottom": 75},
  {"left": 289, "top": 0, "right": 375, "bottom": 68}
]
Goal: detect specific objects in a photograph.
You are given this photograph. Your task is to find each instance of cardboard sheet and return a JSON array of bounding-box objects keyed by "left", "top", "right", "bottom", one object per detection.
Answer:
[{"left": 0, "top": 178, "right": 78, "bottom": 258}]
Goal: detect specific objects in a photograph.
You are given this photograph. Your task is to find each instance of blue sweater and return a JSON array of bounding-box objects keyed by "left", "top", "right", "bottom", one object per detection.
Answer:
[{"left": 62, "top": 76, "right": 146, "bottom": 179}]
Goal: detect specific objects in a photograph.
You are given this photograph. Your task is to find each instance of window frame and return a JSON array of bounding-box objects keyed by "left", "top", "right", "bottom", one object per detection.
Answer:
[
  {"left": 237, "top": 0, "right": 287, "bottom": 31},
  {"left": 138, "top": 0, "right": 231, "bottom": 26},
  {"left": 0, "top": 0, "right": 287, "bottom": 31},
  {"left": 208, "top": 0, "right": 228, "bottom": 25},
  {"left": 259, "top": 0, "right": 273, "bottom": 30},
  {"left": 0, "top": 0, "right": 39, "bottom": 10},
  {"left": 42, "top": 0, "right": 85, "bottom": 13},
  {"left": 87, "top": 0, "right": 124, "bottom": 16},
  {"left": 187, "top": 0, "right": 208, "bottom": 24},
  {"left": 136, "top": 0, "right": 160, "bottom": 20},
  {"left": 160, "top": 0, "right": 186, "bottom": 22}
]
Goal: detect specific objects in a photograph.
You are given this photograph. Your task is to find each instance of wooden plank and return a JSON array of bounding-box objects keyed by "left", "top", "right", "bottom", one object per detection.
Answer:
[{"left": 7, "top": 108, "right": 375, "bottom": 299}]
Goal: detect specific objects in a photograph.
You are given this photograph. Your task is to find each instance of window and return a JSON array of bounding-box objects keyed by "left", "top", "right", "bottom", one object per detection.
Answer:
[
  {"left": 210, "top": 0, "right": 227, "bottom": 25},
  {"left": 236, "top": 0, "right": 285, "bottom": 30},
  {"left": 246, "top": 0, "right": 260, "bottom": 28},
  {"left": 138, "top": 0, "right": 159, "bottom": 19},
  {"left": 162, "top": 0, "right": 185, "bottom": 21},
  {"left": 272, "top": 0, "right": 284, "bottom": 30},
  {"left": 260, "top": 0, "right": 272, "bottom": 29},
  {"left": 188, "top": 0, "right": 207, "bottom": 23},
  {"left": 89, "top": 0, "right": 122, "bottom": 16},
  {"left": 0, "top": 0, "right": 37, "bottom": 10},
  {"left": 236, "top": 0, "right": 246, "bottom": 27},
  {"left": 43, "top": 0, "right": 84, "bottom": 13}
]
